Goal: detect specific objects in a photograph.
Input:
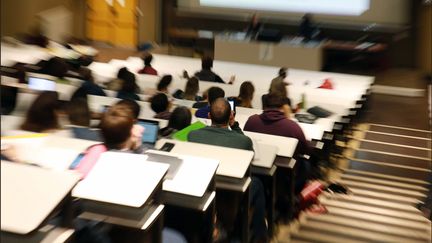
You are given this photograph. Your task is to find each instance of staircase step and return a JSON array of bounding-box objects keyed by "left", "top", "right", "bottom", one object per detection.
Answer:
[
  {"left": 306, "top": 214, "right": 431, "bottom": 242},
  {"left": 365, "top": 132, "right": 431, "bottom": 148},
  {"left": 321, "top": 197, "right": 429, "bottom": 223},
  {"left": 325, "top": 206, "right": 431, "bottom": 231},
  {"left": 368, "top": 124, "right": 432, "bottom": 139},
  {"left": 344, "top": 169, "right": 429, "bottom": 186},
  {"left": 300, "top": 220, "right": 427, "bottom": 243},
  {"left": 354, "top": 150, "right": 430, "bottom": 169},
  {"left": 340, "top": 179, "right": 427, "bottom": 200},
  {"left": 348, "top": 159, "right": 431, "bottom": 181},
  {"left": 341, "top": 173, "right": 428, "bottom": 192},
  {"left": 349, "top": 187, "right": 421, "bottom": 205},
  {"left": 322, "top": 193, "right": 423, "bottom": 215},
  {"left": 291, "top": 230, "right": 364, "bottom": 243},
  {"left": 360, "top": 141, "right": 431, "bottom": 158}
]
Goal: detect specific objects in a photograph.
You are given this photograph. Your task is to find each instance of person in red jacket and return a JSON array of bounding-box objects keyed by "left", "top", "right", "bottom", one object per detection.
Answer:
[{"left": 138, "top": 53, "right": 158, "bottom": 75}]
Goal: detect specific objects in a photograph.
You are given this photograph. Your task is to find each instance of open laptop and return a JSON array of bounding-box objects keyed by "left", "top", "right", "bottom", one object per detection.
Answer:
[
  {"left": 146, "top": 150, "right": 183, "bottom": 180},
  {"left": 27, "top": 76, "right": 56, "bottom": 91},
  {"left": 137, "top": 119, "right": 160, "bottom": 147}
]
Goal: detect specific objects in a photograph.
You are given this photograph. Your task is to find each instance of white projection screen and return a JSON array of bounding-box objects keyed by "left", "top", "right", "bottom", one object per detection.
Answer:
[
  {"left": 200, "top": 0, "right": 370, "bottom": 16},
  {"left": 177, "top": 0, "right": 411, "bottom": 26}
]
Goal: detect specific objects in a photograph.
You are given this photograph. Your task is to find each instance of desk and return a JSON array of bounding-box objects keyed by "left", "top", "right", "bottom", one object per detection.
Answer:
[
  {"left": 215, "top": 36, "right": 323, "bottom": 71},
  {"left": 72, "top": 152, "right": 168, "bottom": 243},
  {"left": 1, "top": 161, "right": 80, "bottom": 235},
  {"left": 154, "top": 139, "right": 253, "bottom": 242}
]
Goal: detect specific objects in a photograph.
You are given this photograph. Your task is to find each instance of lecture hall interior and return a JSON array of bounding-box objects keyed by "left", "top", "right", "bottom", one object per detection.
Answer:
[{"left": 1, "top": 0, "right": 431, "bottom": 242}]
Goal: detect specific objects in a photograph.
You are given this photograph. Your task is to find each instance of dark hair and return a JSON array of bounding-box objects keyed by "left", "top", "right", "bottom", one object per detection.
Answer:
[
  {"left": 120, "top": 70, "right": 138, "bottom": 93},
  {"left": 269, "top": 79, "right": 287, "bottom": 97},
  {"left": 117, "top": 67, "right": 129, "bottom": 80},
  {"left": 116, "top": 99, "right": 141, "bottom": 119},
  {"left": 157, "top": 75, "right": 172, "bottom": 91},
  {"left": 100, "top": 104, "right": 134, "bottom": 150},
  {"left": 143, "top": 54, "right": 153, "bottom": 66},
  {"left": 184, "top": 77, "right": 199, "bottom": 100},
  {"left": 168, "top": 106, "right": 191, "bottom": 130},
  {"left": 207, "top": 87, "right": 225, "bottom": 104},
  {"left": 201, "top": 56, "right": 213, "bottom": 70},
  {"left": 265, "top": 93, "right": 285, "bottom": 109},
  {"left": 210, "top": 98, "right": 231, "bottom": 125},
  {"left": 278, "top": 67, "right": 287, "bottom": 78},
  {"left": 238, "top": 81, "right": 255, "bottom": 108},
  {"left": 150, "top": 93, "right": 169, "bottom": 113},
  {"left": 67, "top": 98, "right": 91, "bottom": 126},
  {"left": 21, "top": 91, "right": 60, "bottom": 132},
  {"left": 40, "top": 57, "right": 69, "bottom": 78}
]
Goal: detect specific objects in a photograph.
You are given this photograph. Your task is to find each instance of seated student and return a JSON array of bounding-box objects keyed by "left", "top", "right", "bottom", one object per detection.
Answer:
[
  {"left": 71, "top": 69, "right": 106, "bottom": 100},
  {"left": 137, "top": 53, "right": 158, "bottom": 75},
  {"left": 157, "top": 75, "right": 173, "bottom": 94},
  {"left": 150, "top": 93, "right": 172, "bottom": 120},
  {"left": 261, "top": 78, "right": 292, "bottom": 114},
  {"left": 194, "top": 56, "right": 235, "bottom": 84},
  {"left": 192, "top": 88, "right": 209, "bottom": 109},
  {"left": 106, "top": 67, "right": 128, "bottom": 91},
  {"left": 65, "top": 98, "right": 102, "bottom": 141},
  {"left": 39, "top": 57, "right": 70, "bottom": 84},
  {"left": 20, "top": 91, "right": 62, "bottom": 133},
  {"left": 116, "top": 70, "right": 141, "bottom": 101},
  {"left": 159, "top": 106, "right": 192, "bottom": 138},
  {"left": 74, "top": 103, "right": 187, "bottom": 243},
  {"left": 244, "top": 93, "right": 311, "bottom": 192},
  {"left": 173, "top": 77, "right": 203, "bottom": 101},
  {"left": 194, "top": 87, "right": 225, "bottom": 119},
  {"left": 115, "top": 99, "right": 144, "bottom": 151},
  {"left": 230, "top": 81, "right": 255, "bottom": 108},
  {"left": 188, "top": 98, "right": 268, "bottom": 243}
]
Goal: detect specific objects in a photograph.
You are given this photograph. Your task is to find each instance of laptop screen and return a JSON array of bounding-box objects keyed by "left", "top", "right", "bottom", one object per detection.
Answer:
[
  {"left": 28, "top": 77, "right": 56, "bottom": 91},
  {"left": 138, "top": 119, "right": 159, "bottom": 144}
]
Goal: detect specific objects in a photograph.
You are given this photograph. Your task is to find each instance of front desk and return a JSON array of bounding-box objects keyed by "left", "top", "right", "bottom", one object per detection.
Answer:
[{"left": 215, "top": 35, "right": 323, "bottom": 71}]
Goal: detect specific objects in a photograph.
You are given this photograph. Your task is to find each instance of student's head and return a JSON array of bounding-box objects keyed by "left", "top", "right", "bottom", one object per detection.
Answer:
[
  {"left": 80, "top": 68, "right": 95, "bottom": 83},
  {"left": 209, "top": 98, "right": 232, "bottom": 126},
  {"left": 278, "top": 67, "right": 287, "bottom": 79},
  {"left": 99, "top": 104, "right": 135, "bottom": 150},
  {"left": 264, "top": 93, "right": 285, "bottom": 109},
  {"left": 117, "top": 67, "right": 129, "bottom": 80},
  {"left": 201, "top": 56, "right": 213, "bottom": 70},
  {"left": 157, "top": 75, "right": 172, "bottom": 92},
  {"left": 21, "top": 91, "right": 60, "bottom": 132},
  {"left": 41, "top": 57, "right": 69, "bottom": 78},
  {"left": 184, "top": 77, "right": 199, "bottom": 100},
  {"left": 238, "top": 81, "right": 255, "bottom": 102},
  {"left": 120, "top": 70, "right": 138, "bottom": 93},
  {"left": 143, "top": 53, "right": 153, "bottom": 66},
  {"left": 269, "top": 78, "right": 287, "bottom": 97},
  {"left": 207, "top": 87, "right": 225, "bottom": 105},
  {"left": 168, "top": 106, "right": 192, "bottom": 130},
  {"left": 67, "top": 98, "right": 91, "bottom": 127},
  {"left": 150, "top": 93, "right": 170, "bottom": 113},
  {"left": 116, "top": 99, "right": 141, "bottom": 119}
]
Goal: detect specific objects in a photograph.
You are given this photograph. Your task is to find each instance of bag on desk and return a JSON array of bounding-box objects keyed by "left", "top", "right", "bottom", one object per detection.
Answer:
[
  {"left": 73, "top": 144, "right": 107, "bottom": 179},
  {"left": 318, "top": 78, "right": 333, "bottom": 89}
]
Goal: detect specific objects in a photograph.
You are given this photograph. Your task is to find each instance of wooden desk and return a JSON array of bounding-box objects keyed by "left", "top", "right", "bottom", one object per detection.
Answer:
[{"left": 1, "top": 161, "right": 80, "bottom": 235}]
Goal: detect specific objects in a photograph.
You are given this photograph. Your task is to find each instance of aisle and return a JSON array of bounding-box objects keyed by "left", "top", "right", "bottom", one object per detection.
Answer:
[{"left": 289, "top": 123, "right": 431, "bottom": 243}]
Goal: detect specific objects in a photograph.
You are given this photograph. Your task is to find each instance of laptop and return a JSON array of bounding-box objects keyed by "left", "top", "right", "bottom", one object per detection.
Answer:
[
  {"left": 137, "top": 119, "right": 160, "bottom": 146},
  {"left": 28, "top": 76, "right": 56, "bottom": 91},
  {"left": 307, "top": 106, "right": 333, "bottom": 118}
]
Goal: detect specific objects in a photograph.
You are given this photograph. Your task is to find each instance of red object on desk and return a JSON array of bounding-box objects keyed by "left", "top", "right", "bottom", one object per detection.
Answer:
[{"left": 318, "top": 78, "right": 333, "bottom": 89}]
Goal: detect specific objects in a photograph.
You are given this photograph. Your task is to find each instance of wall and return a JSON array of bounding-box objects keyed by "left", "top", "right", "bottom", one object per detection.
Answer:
[
  {"left": 417, "top": 4, "right": 432, "bottom": 73},
  {"left": 1, "top": 0, "right": 86, "bottom": 39},
  {"left": 138, "top": 0, "right": 160, "bottom": 43}
]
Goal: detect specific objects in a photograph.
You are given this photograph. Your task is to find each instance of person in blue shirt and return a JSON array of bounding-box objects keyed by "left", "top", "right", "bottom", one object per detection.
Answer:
[{"left": 194, "top": 86, "right": 225, "bottom": 118}]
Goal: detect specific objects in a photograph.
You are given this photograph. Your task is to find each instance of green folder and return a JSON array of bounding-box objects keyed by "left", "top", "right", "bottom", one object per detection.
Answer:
[{"left": 172, "top": 121, "right": 206, "bottom": 141}]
